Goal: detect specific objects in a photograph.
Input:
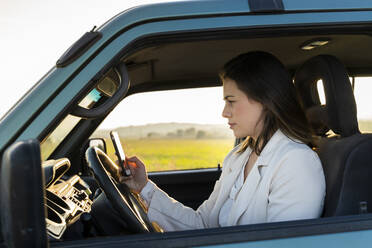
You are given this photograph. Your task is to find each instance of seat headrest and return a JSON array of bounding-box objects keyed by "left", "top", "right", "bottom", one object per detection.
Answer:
[{"left": 294, "top": 55, "right": 360, "bottom": 137}]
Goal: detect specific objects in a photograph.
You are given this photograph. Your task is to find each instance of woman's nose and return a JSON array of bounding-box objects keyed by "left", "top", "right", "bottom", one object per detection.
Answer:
[{"left": 222, "top": 104, "right": 231, "bottom": 118}]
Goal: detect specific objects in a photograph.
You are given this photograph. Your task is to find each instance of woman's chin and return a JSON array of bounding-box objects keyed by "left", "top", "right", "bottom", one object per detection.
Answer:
[{"left": 233, "top": 132, "right": 246, "bottom": 139}]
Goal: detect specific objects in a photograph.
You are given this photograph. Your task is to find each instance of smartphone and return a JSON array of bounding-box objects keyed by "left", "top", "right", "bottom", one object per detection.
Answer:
[{"left": 110, "top": 131, "right": 131, "bottom": 177}]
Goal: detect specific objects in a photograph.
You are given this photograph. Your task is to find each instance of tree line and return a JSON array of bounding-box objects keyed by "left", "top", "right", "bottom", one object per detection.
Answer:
[{"left": 147, "top": 127, "right": 209, "bottom": 139}]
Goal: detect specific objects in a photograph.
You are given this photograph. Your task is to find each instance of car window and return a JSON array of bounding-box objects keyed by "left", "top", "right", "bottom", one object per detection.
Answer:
[
  {"left": 92, "top": 87, "right": 235, "bottom": 172},
  {"left": 317, "top": 78, "right": 372, "bottom": 134},
  {"left": 354, "top": 77, "right": 372, "bottom": 133}
]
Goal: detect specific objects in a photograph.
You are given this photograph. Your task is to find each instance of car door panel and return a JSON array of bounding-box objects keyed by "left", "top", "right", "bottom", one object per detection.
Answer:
[{"left": 149, "top": 168, "right": 221, "bottom": 209}]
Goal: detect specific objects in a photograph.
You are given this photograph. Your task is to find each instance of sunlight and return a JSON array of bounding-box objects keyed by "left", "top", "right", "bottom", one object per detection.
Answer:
[{"left": 99, "top": 87, "right": 226, "bottom": 129}]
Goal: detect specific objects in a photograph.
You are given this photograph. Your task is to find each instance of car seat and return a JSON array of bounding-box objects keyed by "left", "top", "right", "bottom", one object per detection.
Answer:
[{"left": 294, "top": 54, "right": 372, "bottom": 217}]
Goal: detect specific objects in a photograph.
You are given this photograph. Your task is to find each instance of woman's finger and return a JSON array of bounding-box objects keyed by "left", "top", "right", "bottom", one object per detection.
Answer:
[
  {"left": 126, "top": 155, "right": 138, "bottom": 161},
  {"left": 126, "top": 156, "right": 143, "bottom": 164},
  {"left": 119, "top": 174, "right": 133, "bottom": 183}
]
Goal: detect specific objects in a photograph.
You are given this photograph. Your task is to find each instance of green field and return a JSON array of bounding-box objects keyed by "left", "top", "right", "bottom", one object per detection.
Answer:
[
  {"left": 359, "top": 120, "right": 372, "bottom": 133},
  {"left": 106, "top": 138, "right": 234, "bottom": 172}
]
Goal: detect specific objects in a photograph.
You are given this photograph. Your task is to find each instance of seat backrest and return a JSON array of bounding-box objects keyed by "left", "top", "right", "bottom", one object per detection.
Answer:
[{"left": 294, "top": 55, "right": 372, "bottom": 217}]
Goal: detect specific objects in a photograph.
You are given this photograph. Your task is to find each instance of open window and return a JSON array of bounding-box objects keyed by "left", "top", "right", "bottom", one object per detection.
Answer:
[
  {"left": 354, "top": 77, "right": 372, "bottom": 133},
  {"left": 92, "top": 87, "right": 234, "bottom": 172}
]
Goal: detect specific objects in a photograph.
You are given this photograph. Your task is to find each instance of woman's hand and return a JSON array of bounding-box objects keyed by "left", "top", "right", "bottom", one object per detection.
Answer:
[{"left": 119, "top": 156, "right": 148, "bottom": 193}]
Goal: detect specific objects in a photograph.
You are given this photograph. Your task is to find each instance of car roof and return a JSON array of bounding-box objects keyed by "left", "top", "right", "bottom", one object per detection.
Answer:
[
  {"left": 99, "top": 0, "right": 372, "bottom": 35},
  {"left": 95, "top": 0, "right": 372, "bottom": 93}
]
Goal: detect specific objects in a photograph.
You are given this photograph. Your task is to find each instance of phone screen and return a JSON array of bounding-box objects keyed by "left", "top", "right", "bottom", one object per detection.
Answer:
[{"left": 110, "top": 131, "right": 131, "bottom": 177}]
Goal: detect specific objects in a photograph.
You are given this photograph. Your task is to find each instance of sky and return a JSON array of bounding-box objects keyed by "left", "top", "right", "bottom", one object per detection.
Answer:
[
  {"left": 100, "top": 87, "right": 226, "bottom": 129},
  {"left": 0, "top": 0, "right": 174, "bottom": 115},
  {"left": 0, "top": 0, "right": 227, "bottom": 129},
  {"left": 1, "top": 0, "right": 371, "bottom": 129}
]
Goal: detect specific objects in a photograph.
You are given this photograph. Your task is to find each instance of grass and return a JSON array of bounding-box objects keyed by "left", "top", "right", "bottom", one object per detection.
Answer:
[
  {"left": 41, "top": 120, "right": 372, "bottom": 169},
  {"left": 359, "top": 120, "right": 372, "bottom": 133},
  {"left": 105, "top": 138, "right": 234, "bottom": 172}
]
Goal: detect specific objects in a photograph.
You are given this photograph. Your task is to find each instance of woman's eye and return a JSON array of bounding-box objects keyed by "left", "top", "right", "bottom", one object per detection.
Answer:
[{"left": 223, "top": 98, "right": 235, "bottom": 104}]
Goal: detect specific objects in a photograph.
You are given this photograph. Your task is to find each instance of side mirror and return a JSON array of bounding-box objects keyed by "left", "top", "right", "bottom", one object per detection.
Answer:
[{"left": 0, "top": 140, "right": 48, "bottom": 247}]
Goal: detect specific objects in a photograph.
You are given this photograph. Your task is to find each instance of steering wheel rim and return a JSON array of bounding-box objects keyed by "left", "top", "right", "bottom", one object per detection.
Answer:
[{"left": 85, "top": 146, "right": 153, "bottom": 233}]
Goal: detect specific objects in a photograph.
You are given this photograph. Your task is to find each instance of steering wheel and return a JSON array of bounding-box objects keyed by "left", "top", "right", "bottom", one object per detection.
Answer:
[{"left": 85, "top": 146, "right": 156, "bottom": 233}]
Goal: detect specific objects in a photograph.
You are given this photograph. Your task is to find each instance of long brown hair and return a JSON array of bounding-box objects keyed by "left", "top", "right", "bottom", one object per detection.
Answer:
[{"left": 219, "top": 51, "right": 313, "bottom": 155}]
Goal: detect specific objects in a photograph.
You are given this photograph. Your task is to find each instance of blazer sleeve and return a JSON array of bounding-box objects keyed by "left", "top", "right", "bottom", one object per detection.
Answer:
[
  {"left": 142, "top": 145, "right": 239, "bottom": 231},
  {"left": 267, "top": 148, "right": 326, "bottom": 222},
  {"left": 145, "top": 176, "right": 223, "bottom": 231}
]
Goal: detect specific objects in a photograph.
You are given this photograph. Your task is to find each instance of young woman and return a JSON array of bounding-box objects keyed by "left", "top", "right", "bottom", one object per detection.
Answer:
[{"left": 120, "top": 51, "right": 325, "bottom": 231}]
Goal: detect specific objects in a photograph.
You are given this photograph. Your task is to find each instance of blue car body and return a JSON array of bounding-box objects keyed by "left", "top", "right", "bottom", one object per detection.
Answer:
[{"left": 1, "top": 0, "right": 372, "bottom": 247}]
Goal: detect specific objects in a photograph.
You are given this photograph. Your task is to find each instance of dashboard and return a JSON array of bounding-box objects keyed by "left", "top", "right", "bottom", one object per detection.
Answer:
[{"left": 43, "top": 158, "right": 92, "bottom": 239}]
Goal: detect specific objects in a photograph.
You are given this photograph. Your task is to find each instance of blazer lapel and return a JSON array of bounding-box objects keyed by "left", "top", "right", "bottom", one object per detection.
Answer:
[
  {"left": 211, "top": 147, "right": 251, "bottom": 226},
  {"left": 227, "top": 130, "right": 287, "bottom": 225},
  {"left": 227, "top": 160, "right": 267, "bottom": 226}
]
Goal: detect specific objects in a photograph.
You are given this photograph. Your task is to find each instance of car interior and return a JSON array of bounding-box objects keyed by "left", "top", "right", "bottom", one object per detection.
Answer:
[
  {"left": 2, "top": 26, "right": 372, "bottom": 245},
  {"left": 294, "top": 54, "right": 372, "bottom": 217}
]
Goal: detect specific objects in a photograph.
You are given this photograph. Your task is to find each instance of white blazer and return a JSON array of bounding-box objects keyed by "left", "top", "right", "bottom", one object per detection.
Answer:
[{"left": 141, "top": 130, "right": 325, "bottom": 231}]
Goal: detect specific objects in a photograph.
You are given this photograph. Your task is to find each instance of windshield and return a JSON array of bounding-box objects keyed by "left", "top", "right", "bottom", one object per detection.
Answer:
[{"left": 40, "top": 89, "right": 102, "bottom": 160}]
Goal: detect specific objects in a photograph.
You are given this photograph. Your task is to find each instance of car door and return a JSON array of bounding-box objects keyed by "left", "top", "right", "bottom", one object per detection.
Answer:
[{"left": 148, "top": 168, "right": 221, "bottom": 210}]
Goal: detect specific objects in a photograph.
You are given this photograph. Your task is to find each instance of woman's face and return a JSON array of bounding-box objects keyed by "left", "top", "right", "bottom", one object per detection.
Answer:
[{"left": 222, "top": 78, "right": 264, "bottom": 139}]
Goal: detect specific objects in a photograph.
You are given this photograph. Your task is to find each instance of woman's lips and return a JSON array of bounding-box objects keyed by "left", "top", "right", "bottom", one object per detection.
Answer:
[{"left": 228, "top": 123, "right": 236, "bottom": 129}]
